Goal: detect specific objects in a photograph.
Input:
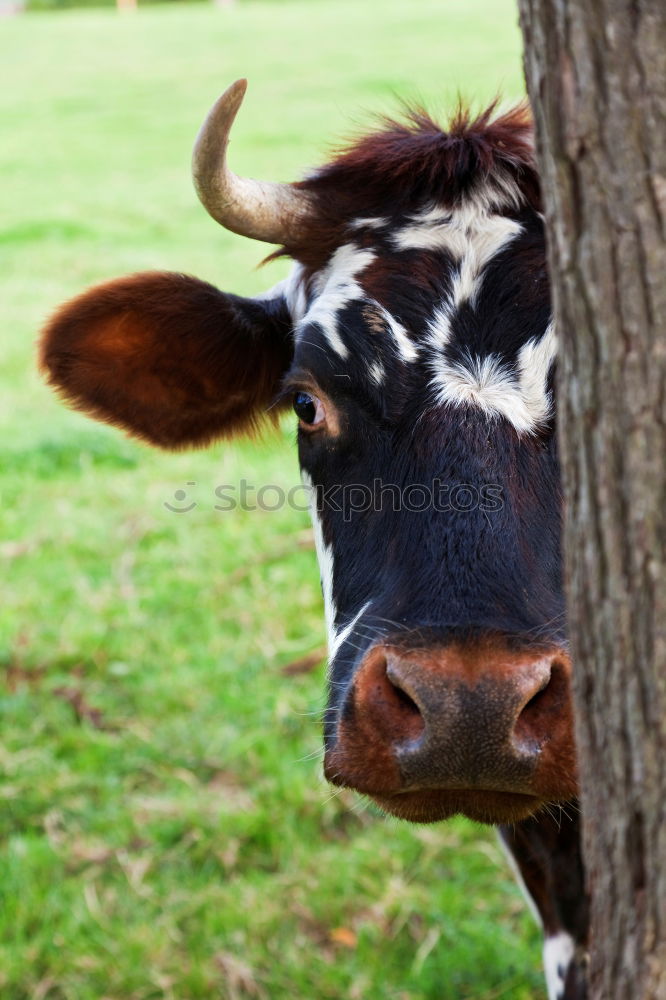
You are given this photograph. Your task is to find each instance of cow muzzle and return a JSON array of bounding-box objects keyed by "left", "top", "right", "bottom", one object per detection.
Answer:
[{"left": 323, "top": 641, "right": 577, "bottom": 824}]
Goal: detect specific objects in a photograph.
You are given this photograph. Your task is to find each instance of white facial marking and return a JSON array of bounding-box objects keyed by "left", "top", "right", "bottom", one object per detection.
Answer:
[
  {"left": 425, "top": 301, "right": 455, "bottom": 352},
  {"left": 302, "top": 472, "right": 337, "bottom": 652},
  {"left": 282, "top": 189, "right": 550, "bottom": 434},
  {"left": 408, "top": 197, "right": 554, "bottom": 433},
  {"left": 375, "top": 303, "right": 418, "bottom": 363},
  {"left": 394, "top": 200, "right": 522, "bottom": 260},
  {"left": 431, "top": 352, "right": 547, "bottom": 434},
  {"left": 298, "top": 244, "right": 376, "bottom": 358},
  {"left": 350, "top": 216, "right": 388, "bottom": 230},
  {"left": 405, "top": 202, "right": 523, "bottom": 358},
  {"left": 452, "top": 213, "right": 522, "bottom": 307},
  {"left": 543, "top": 932, "right": 575, "bottom": 1000},
  {"left": 429, "top": 321, "right": 557, "bottom": 435},
  {"left": 517, "top": 322, "right": 558, "bottom": 426},
  {"left": 330, "top": 602, "right": 370, "bottom": 660},
  {"left": 473, "top": 171, "right": 527, "bottom": 214},
  {"left": 255, "top": 261, "right": 308, "bottom": 325},
  {"left": 429, "top": 318, "right": 556, "bottom": 434},
  {"left": 368, "top": 360, "right": 385, "bottom": 386},
  {"left": 283, "top": 261, "right": 309, "bottom": 324}
]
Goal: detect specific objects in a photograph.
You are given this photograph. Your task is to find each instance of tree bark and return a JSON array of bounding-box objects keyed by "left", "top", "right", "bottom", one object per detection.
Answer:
[{"left": 518, "top": 2, "right": 666, "bottom": 997}]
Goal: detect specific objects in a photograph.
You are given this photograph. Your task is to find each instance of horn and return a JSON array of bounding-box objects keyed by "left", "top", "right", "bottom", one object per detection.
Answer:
[{"left": 192, "top": 78, "right": 311, "bottom": 246}]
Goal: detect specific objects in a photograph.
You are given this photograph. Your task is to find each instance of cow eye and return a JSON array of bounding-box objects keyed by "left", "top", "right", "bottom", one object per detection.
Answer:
[{"left": 293, "top": 391, "right": 325, "bottom": 428}]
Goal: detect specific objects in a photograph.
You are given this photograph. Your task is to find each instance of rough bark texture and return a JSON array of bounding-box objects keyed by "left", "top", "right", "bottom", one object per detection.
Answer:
[{"left": 518, "top": 2, "right": 666, "bottom": 997}]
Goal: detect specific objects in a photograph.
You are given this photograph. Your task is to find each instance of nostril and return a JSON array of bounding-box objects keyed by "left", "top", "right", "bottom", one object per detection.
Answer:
[
  {"left": 385, "top": 658, "right": 425, "bottom": 717},
  {"left": 513, "top": 659, "right": 568, "bottom": 749},
  {"left": 371, "top": 655, "right": 426, "bottom": 744},
  {"left": 391, "top": 682, "right": 421, "bottom": 716},
  {"left": 521, "top": 674, "right": 551, "bottom": 716}
]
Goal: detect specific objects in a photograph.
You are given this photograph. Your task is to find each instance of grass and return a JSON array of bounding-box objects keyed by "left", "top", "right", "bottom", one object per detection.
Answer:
[{"left": 0, "top": 2, "right": 545, "bottom": 998}]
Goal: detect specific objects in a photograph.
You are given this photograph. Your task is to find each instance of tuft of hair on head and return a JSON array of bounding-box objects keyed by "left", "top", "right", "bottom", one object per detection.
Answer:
[
  {"left": 336, "top": 98, "right": 534, "bottom": 191},
  {"left": 276, "top": 97, "right": 539, "bottom": 271}
]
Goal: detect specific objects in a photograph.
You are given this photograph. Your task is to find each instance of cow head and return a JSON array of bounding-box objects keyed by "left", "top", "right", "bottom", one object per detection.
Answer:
[{"left": 40, "top": 80, "right": 577, "bottom": 826}]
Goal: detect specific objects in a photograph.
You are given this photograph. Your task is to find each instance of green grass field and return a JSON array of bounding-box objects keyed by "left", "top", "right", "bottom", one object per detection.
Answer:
[{"left": 0, "top": 2, "right": 546, "bottom": 997}]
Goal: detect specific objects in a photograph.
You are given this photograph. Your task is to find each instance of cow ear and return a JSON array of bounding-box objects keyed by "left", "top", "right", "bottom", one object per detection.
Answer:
[{"left": 39, "top": 271, "right": 294, "bottom": 449}]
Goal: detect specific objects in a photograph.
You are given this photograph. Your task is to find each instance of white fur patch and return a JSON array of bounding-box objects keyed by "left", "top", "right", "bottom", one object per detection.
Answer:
[
  {"left": 429, "top": 328, "right": 557, "bottom": 435},
  {"left": 425, "top": 301, "right": 456, "bottom": 353},
  {"left": 409, "top": 204, "right": 523, "bottom": 356},
  {"left": 516, "top": 322, "right": 558, "bottom": 426},
  {"left": 302, "top": 467, "right": 370, "bottom": 663},
  {"left": 368, "top": 360, "right": 385, "bottom": 386},
  {"left": 394, "top": 201, "right": 522, "bottom": 261},
  {"left": 350, "top": 216, "right": 388, "bottom": 230},
  {"left": 330, "top": 602, "right": 370, "bottom": 660},
  {"left": 431, "top": 353, "right": 531, "bottom": 433},
  {"left": 419, "top": 200, "right": 556, "bottom": 434},
  {"left": 453, "top": 214, "right": 521, "bottom": 307},
  {"left": 298, "top": 244, "right": 376, "bottom": 358},
  {"left": 473, "top": 171, "right": 528, "bottom": 215},
  {"left": 375, "top": 303, "right": 418, "bottom": 362},
  {"left": 543, "top": 932, "right": 575, "bottom": 1000},
  {"left": 302, "top": 472, "right": 336, "bottom": 652},
  {"left": 255, "top": 262, "right": 308, "bottom": 324}
]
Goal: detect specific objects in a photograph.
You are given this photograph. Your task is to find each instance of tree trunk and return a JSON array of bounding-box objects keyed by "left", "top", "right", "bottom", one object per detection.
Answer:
[{"left": 517, "top": 2, "right": 666, "bottom": 997}]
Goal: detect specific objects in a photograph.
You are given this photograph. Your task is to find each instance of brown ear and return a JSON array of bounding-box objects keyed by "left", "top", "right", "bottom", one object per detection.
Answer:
[{"left": 39, "top": 271, "right": 293, "bottom": 449}]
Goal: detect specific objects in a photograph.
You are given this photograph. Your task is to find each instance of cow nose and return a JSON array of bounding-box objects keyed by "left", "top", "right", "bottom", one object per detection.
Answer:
[
  {"left": 325, "top": 642, "right": 570, "bottom": 796},
  {"left": 385, "top": 650, "right": 551, "bottom": 762}
]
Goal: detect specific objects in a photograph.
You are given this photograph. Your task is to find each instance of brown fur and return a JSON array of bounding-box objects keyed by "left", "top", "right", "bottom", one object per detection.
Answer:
[
  {"left": 39, "top": 271, "right": 293, "bottom": 449},
  {"left": 277, "top": 101, "right": 539, "bottom": 273}
]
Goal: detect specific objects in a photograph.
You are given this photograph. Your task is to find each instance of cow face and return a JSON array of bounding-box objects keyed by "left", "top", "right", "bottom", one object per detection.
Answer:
[
  {"left": 40, "top": 81, "right": 577, "bottom": 826},
  {"left": 282, "top": 215, "right": 574, "bottom": 825}
]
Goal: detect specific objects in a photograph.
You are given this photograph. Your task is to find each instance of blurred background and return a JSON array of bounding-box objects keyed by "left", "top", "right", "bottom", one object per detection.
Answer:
[{"left": 0, "top": 1, "right": 544, "bottom": 997}]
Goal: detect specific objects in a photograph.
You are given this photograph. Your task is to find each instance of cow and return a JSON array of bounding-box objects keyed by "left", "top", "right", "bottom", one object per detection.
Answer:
[{"left": 39, "top": 80, "right": 588, "bottom": 1000}]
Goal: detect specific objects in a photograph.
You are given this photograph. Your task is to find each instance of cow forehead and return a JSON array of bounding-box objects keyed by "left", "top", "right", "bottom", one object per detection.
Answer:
[{"left": 274, "top": 198, "right": 555, "bottom": 436}]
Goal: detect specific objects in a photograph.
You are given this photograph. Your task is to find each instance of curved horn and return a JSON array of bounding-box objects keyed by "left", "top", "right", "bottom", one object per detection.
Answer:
[{"left": 192, "top": 79, "right": 311, "bottom": 246}]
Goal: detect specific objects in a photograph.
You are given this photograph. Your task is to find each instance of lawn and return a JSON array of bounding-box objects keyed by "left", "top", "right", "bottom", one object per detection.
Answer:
[{"left": 0, "top": 2, "right": 545, "bottom": 998}]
